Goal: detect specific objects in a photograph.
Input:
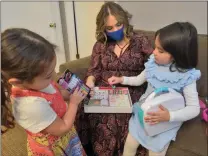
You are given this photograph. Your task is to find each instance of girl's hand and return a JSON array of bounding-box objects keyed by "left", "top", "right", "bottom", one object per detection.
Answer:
[
  {"left": 108, "top": 76, "right": 123, "bottom": 85},
  {"left": 70, "top": 87, "right": 87, "bottom": 105},
  {"left": 144, "top": 105, "right": 170, "bottom": 125},
  {"left": 60, "top": 89, "right": 71, "bottom": 101}
]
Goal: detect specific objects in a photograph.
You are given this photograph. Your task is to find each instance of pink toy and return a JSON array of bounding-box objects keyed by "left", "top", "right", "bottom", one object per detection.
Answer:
[
  {"left": 199, "top": 99, "right": 206, "bottom": 108},
  {"left": 199, "top": 99, "right": 208, "bottom": 122},
  {"left": 202, "top": 108, "right": 208, "bottom": 122}
]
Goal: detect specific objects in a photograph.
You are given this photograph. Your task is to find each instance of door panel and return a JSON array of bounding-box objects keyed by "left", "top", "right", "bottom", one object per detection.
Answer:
[{"left": 1, "top": 1, "right": 65, "bottom": 71}]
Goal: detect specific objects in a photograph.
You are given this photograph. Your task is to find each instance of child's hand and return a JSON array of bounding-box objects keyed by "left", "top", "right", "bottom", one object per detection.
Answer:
[
  {"left": 60, "top": 89, "right": 71, "bottom": 101},
  {"left": 70, "top": 87, "right": 87, "bottom": 105},
  {"left": 108, "top": 76, "right": 123, "bottom": 85},
  {"left": 144, "top": 105, "right": 170, "bottom": 125}
]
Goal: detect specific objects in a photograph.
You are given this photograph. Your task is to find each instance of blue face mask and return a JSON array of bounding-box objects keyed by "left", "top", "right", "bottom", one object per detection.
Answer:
[{"left": 106, "top": 26, "right": 124, "bottom": 41}]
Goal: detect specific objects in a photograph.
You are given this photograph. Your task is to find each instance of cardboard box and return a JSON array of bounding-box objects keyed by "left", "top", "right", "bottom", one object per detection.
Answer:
[{"left": 84, "top": 87, "right": 133, "bottom": 113}]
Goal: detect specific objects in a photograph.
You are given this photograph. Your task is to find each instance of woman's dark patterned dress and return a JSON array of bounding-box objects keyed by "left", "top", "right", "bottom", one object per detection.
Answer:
[{"left": 75, "top": 32, "right": 153, "bottom": 156}]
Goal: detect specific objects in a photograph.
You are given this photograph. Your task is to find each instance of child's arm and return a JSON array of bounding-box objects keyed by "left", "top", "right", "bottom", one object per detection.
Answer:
[
  {"left": 13, "top": 88, "right": 86, "bottom": 137},
  {"left": 42, "top": 88, "right": 86, "bottom": 136},
  {"left": 122, "top": 70, "right": 147, "bottom": 86},
  {"left": 169, "top": 81, "right": 200, "bottom": 122},
  {"left": 59, "top": 89, "right": 70, "bottom": 101},
  {"left": 108, "top": 70, "right": 147, "bottom": 86},
  {"left": 54, "top": 81, "right": 71, "bottom": 101},
  {"left": 144, "top": 81, "right": 200, "bottom": 124}
]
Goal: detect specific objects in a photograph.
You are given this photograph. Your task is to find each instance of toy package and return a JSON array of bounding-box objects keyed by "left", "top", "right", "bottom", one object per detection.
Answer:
[
  {"left": 84, "top": 87, "right": 132, "bottom": 113},
  {"left": 139, "top": 87, "right": 185, "bottom": 136},
  {"left": 57, "top": 69, "right": 90, "bottom": 101}
]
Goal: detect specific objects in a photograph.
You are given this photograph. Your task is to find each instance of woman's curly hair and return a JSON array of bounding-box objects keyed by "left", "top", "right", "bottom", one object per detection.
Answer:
[{"left": 96, "top": 2, "right": 134, "bottom": 44}]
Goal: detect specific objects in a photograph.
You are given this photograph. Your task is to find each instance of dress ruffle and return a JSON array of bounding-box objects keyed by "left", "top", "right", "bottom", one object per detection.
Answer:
[{"left": 144, "top": 55, "right": 201, "bottom": 91}]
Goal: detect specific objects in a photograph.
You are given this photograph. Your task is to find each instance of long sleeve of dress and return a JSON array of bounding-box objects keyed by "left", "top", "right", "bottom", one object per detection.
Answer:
[{"left": 86, "top": 42, "right": 104, "bottom": 81}]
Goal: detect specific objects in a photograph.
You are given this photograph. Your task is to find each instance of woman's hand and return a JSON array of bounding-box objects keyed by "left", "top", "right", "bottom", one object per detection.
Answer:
[
  {"left": 144, "top": 105, "right": 170, "bottom": 125},
  {"left": 70, "top": 87, "right": 87, "bottom": 106},
  {"left": 108, "top": 76, "right": 123, "bottom": 85},
  {"left": 86, "top": 76, "right": 95, "bottom": 96},
  {"left": 86, "top": 78, "right": 95, "bottom": 89}
]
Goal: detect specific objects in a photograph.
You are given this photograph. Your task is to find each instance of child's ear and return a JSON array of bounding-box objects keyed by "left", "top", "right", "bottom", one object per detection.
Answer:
[{"left": 8, "top": 78, "right": 23, "bottom": 86}]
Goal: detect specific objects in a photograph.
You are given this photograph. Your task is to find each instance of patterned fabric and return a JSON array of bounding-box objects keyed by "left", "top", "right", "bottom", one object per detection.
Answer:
[
  {"left": 11, "top": 82, "right": 86, "bottom": 156},
  {"left": 75, "top": 32, "right": 153, "bottom": 156}
]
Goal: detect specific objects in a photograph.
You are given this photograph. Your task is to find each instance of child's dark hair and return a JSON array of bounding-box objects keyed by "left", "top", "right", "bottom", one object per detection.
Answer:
[
  {"left": 1, "top": 28, "right": 56, "bottom": 133},
  {"left": 155, "top": 22, "right": 198, "bottom": 71}
]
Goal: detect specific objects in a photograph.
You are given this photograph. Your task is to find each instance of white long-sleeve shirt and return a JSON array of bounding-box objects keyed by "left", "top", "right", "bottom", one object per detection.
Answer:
[{"left": 121, "top": 70, "right": 200, "bottom": 122}]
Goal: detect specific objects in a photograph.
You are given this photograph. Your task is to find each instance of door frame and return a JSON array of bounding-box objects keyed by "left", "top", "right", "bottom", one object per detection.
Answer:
[{"left": 50, "top": 2, "right": 66, "bottom": 71}]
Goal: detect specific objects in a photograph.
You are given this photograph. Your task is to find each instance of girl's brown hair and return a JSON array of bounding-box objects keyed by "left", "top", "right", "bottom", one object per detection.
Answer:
[
  {"left": 1, "top": 28, "right": 56, "bottom": 133},
  {"left": 96, "top": 2, "right": 134, "bottom": 43}
]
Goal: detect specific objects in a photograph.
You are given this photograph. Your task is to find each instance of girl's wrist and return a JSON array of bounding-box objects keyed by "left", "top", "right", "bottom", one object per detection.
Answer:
[{"left": 69, "top": 102, "right": 79, "bottom": 107}]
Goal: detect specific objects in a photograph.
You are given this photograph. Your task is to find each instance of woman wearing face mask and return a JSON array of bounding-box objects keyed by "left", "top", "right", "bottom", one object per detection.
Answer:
[{"left": 76, "top": 2, "right": 153, "bottom": 156}]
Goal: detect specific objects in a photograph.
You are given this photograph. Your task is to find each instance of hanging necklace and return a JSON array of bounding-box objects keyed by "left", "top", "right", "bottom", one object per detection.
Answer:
[{"left": 116, "top": 41, "right": 129, "bottom": 55}]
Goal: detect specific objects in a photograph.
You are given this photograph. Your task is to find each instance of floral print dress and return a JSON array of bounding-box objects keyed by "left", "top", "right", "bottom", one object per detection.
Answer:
[{"left": 75, "top": 33, "right": 153, "bottom": 156}]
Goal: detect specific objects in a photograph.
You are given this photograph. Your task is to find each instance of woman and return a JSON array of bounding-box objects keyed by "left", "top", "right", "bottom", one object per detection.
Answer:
[{"left": 76, "top": 2, "right": 153, "bottom": 156}]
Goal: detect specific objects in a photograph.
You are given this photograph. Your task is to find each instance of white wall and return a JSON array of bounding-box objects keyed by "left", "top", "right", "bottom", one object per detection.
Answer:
[
  {"left": 75, "top": 2, "right": 104, "bottom": 59},
  {"left": 64, "top": 2, "right": 104, "bottom": 60},
  {"left": 1, "top": 2, "right": 65, "bottom": 72},
  {"left": 66, "top": 1, "right": 207, "bottom": 61},
  {"left": 63, "top": 2, "right": 77, "bottom": 61},
  {"left": 119, "top": 2, "right": 207, "bottom": 34}
]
